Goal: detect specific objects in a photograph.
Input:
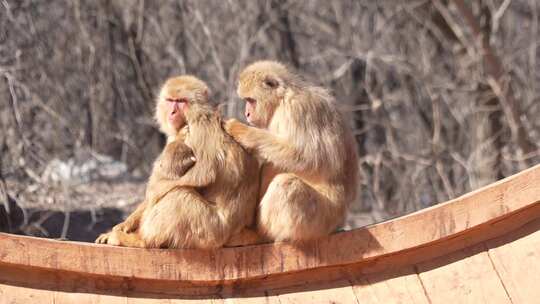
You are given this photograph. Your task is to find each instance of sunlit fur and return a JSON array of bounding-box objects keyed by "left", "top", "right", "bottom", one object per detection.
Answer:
[
  {"left": 228, "top": 60, "right": 359, "bottom": 242},
  {"left": 96, "top": 76, "right": 259, "bottom": 249}
]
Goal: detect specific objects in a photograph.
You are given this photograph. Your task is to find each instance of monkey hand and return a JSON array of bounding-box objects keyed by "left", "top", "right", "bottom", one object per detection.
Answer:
[
  {"left": 225, "top": 119, "right": 257, "bottom": 149},
  {"left": 95, "top": 231, "right": 121, "bottom": 246}
]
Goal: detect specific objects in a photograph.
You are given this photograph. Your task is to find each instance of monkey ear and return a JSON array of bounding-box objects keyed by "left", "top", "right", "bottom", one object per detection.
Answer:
[{"left": 263, "top": 76, "right": 279, "bottom": 89}]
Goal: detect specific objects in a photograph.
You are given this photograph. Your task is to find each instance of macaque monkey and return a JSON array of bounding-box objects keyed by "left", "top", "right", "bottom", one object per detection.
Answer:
[
  {"left": 96, "top": 76, "right": 259, "bottom": 249},
  {"left": 226, "top": 61, "right": 359, "bottom": 242}
]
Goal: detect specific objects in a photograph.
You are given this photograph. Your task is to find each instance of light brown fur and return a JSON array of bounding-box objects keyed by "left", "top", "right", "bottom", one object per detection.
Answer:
[
  {"left": 226, "top": 61, "right": 359, "bottom": 242},
  {"left": 96, "top": 76, "right": 259, "bottom": 249}
]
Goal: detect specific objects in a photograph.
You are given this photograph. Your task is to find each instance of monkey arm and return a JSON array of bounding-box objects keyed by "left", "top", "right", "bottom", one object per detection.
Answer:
[
  {"left": 226, "top": 119, "right": 311, "bottom": 173},
  {"left": 167, "top": 113, "right": 221, "bottom": 188},
  {"left": 254, "top": 134, "right": 312, "bottom": 173}
]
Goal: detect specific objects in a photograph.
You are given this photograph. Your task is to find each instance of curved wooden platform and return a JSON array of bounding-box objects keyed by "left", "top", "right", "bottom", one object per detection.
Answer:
[{"left": 1, "top": 164, "right": 539, "bottom": 303}]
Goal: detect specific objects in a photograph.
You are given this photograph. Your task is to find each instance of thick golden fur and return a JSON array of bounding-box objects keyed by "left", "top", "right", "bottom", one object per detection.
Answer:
[
  {"left": 226, "top": 61, "right": 359, "bottom": 242},
  {"left": 96, "top": 76, "right": 259, "bottom": 249}
]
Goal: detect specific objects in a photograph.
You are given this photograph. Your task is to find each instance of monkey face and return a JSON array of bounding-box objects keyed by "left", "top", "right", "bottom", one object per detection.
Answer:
[
  {"left": 237, "top": 61, "right": 287, "bottom": 128},
  {"left": 156, "top": 93, "right": 188, "bottom": 136},
  {"left": 164, "top": 97, "right": 188, "bottom": 131},
  {"left": 156, "top": 76, "right": 209, "bottom": 137}
]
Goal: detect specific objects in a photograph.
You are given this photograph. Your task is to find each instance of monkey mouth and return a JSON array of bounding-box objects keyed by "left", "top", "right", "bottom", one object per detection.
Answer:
[
  {"left": 168, "top": 102, "right": 184, "bottom": 127},
  {"left": 168, "top": 111, "right": 178, "bottom": 120},
  {"left": 168, "top": 112, "right": 181, "bottom": 126},
  {"left": 245, "top": 106, "right": 253, "bottom": 123}
]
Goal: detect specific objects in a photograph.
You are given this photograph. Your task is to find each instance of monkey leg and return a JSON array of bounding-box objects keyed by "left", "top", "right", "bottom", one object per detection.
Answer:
[
  {"left": 95, "top": 201, "right": 148, "bottom": 245},
  {"left": 224, "top": 228, "right": 267, "bottom": 247},
  {"left": 112, "top": 200, "right": 148, "bottom": 233},
  {"left": 138, "top": 188, "right": 230, "bottom": 249},
  {"left": 257, "top": 174, "right": 345, "bottom": 242}
]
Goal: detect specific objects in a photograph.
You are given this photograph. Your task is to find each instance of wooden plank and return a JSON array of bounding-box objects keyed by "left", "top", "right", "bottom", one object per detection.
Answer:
[
  {"left": 417, "top": 244, "right": 510, "bottom": 304},
  {"left": 54, "top": 291, "right": 127, "bottom": 304},
  {"left": 129, "top": 297, "right": 223, "bottom": 304},
  {"left": 0, "top": 283, "right": 55, "bottom": 304},
  {"left": 94, "top": 294, "right": 129, "bottom": 304},
  {"left": 0, "top": 164, "right": 537, "bottom": 286},
  {"left": 126, "top": 297, "right": 169, "bottom": 304},
  {"left": 221, "top": 295, "right": 280, "bottom": 304},
  {"left": 169, "top": 297, "right": 224, "bottom": 304},
  {"left": 350, "top": 267, "right": 429, "bottom": 304},
  {"left": 486, "top": 217, "right": 540, "bottom": 303},
  {"left": 274, "top": 281, "right": 359, "bottom": 304}
]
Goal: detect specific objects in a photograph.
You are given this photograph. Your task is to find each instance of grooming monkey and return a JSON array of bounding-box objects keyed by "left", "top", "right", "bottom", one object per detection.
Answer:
[
  {"left": 227, "top": 61, "right": 359, "bottom": 242},
  {"left": 96, "top": 76, "right": 259, "bottom": 249}
]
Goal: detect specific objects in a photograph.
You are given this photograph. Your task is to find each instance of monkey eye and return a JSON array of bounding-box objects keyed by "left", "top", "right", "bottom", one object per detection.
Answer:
[
  {"left": 263, "top": 77, "right": 279, "bottom": 89},
  {"left": 166, "top": 98, "right": 189, "bottom": 103},
  {"left": 244, "top": 97, "right": 256, "bottom": 104}
]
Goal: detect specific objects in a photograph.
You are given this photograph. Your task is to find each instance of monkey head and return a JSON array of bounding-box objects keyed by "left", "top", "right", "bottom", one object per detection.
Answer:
[
  {"left": 156, "top": 75, "right": 210, "bottom": 137},
  {"left": 237, "top": 61, "right": 291, "bottom": 128}
]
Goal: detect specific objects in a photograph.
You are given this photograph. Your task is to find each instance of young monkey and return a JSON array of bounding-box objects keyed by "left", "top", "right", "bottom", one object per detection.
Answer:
[{"left": 96, "top": 76, "right": 259, "bottom": 249}]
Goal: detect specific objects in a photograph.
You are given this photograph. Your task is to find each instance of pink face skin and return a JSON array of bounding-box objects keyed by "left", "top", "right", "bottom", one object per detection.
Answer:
[
  {"left": 166, "top": 98, "right": 188, "bottom": 131},
  {"left": 244, "top": 98, "right": 256, "bottom": 125}
]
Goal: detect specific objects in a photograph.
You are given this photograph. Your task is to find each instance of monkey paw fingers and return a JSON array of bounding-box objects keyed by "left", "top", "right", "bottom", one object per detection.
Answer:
[
  {"left": 224, "top": 119, "right": 240, "bottom": 133},
  {"left": 95, "top": 233, "right": 111, "bottom": 244},
  {"left": 95, "top": 232, "right": 121, "bottom": 246},
  {"left": 225, "top": 119, "right": 252, "bottom": 146},
  {"left": 225, "top": 119, "right": 247, "bottom": 134}
]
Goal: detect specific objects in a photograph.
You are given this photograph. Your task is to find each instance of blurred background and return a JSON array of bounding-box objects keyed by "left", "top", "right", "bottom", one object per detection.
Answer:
[{"left": 0, "top": 0, "right": 539, "bottom": 242}]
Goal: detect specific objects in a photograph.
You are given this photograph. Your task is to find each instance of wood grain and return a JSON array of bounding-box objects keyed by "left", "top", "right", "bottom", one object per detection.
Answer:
[
  {"left": 0, "top": 283, "right": 55, "bottom": 304},
  {"left": 486, "top": 217, "right": 540, "bottom": 303},
  {"left": 53, "top": 292, "right": 127, "bottom": 304},
  {"left": 417, "top": 244, "right": 510, "bottom": 304},
  {"left": 350, "top": 267, "right": 429, "bottom": 304},
  {"left": 274, "top": 281, "right": 359, "bottom": 304}
]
